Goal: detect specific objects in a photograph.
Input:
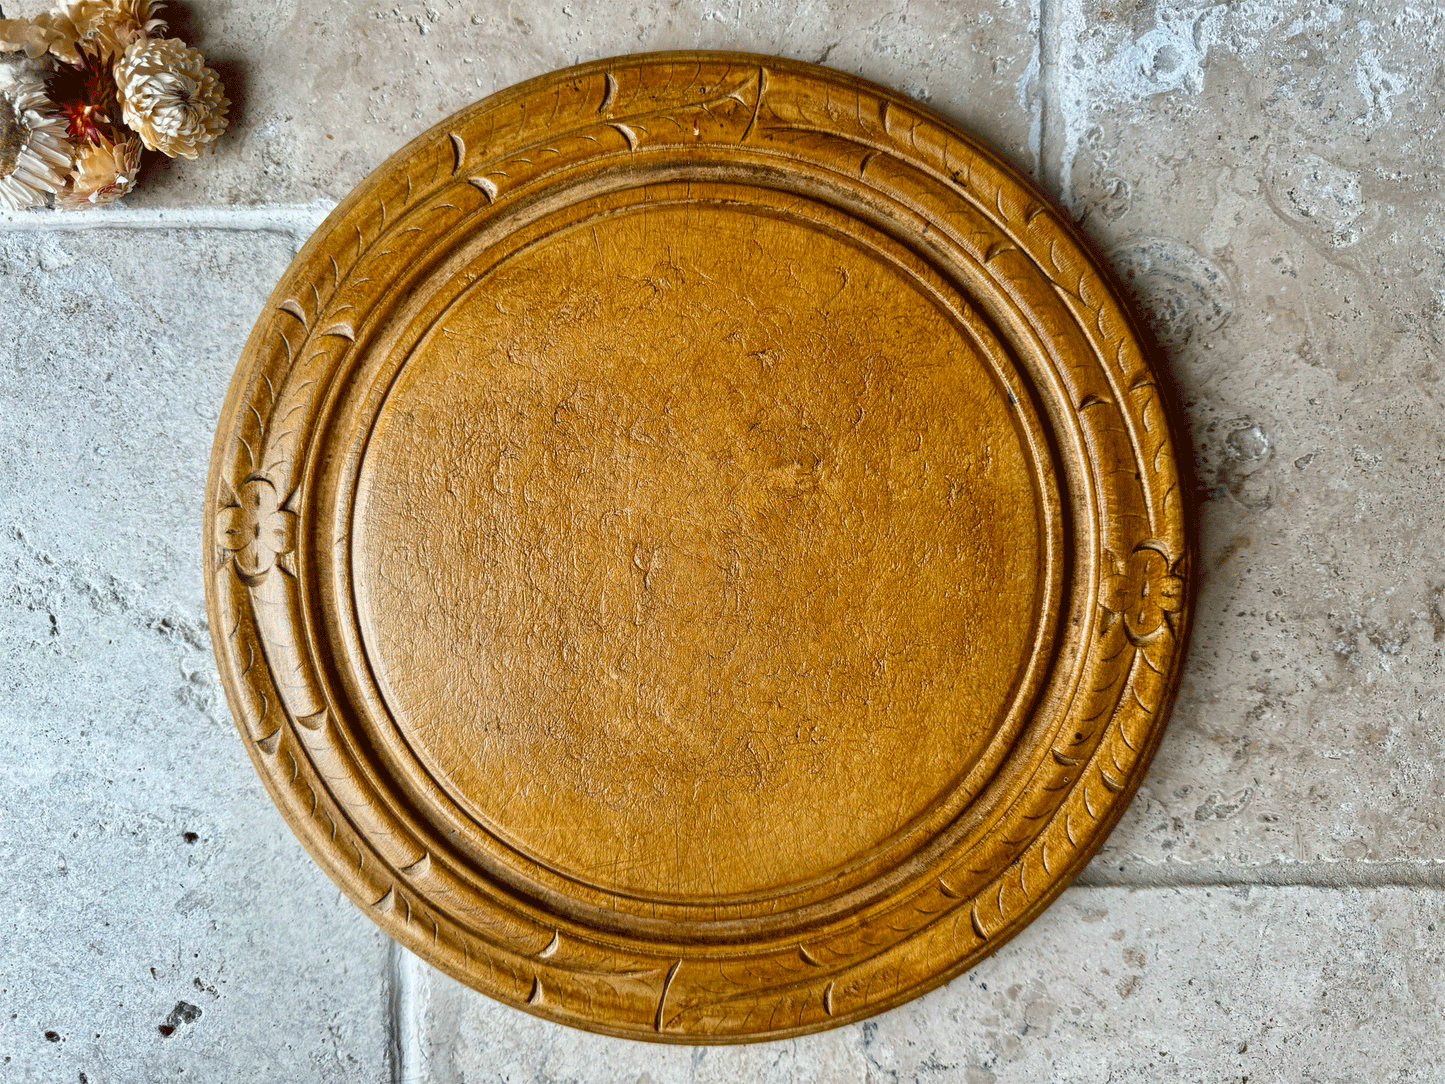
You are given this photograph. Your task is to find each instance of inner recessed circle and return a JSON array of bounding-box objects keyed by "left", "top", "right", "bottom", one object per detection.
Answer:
[{"left": 352, "top": 201, "right": 1044, "bottom": 902}]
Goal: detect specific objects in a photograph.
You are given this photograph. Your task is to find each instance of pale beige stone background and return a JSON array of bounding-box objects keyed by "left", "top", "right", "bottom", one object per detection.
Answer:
[{"left": 1, "top": 0, "right": 1441, "bottom": 1081}]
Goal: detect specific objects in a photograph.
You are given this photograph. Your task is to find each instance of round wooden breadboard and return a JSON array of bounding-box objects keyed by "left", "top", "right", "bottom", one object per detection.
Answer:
[{"left": 205, "top": 51, "right": 1191, "bottom": 1042}]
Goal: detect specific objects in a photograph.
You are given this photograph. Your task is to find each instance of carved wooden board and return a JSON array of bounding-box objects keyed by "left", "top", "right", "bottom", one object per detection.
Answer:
[{"left": 204, "top": 52, "right": 1191, "bottom": 1042}]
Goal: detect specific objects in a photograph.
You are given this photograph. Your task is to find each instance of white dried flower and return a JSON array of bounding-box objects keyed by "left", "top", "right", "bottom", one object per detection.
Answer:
[
  {"left": 114, "top": 35, "right": 226, "bottom": 159},
  {"left": 0, "top": 58, "right": 73, "bottom": 212},
  {"left": 71, "top": 0, "right": 167, "bottom": 56},
  {"left": 3, "top": 2, "right": 166, "bottom": 63},
  {"left": 59, "top": 128, "right": 141, "bottom": 209},
  {"left": 112, "top": 0, "right": 167, "bottom": 37}
]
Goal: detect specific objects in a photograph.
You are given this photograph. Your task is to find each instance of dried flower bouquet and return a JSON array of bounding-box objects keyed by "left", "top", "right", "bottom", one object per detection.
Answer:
[{"left": 0, "top": 0, "right": 227, "bottom": 211}]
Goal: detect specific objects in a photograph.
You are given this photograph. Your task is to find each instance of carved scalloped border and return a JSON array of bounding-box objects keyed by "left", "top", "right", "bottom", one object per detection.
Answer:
[{"left": 203, "top": 52, "right": 1191, "bottom": 1042}]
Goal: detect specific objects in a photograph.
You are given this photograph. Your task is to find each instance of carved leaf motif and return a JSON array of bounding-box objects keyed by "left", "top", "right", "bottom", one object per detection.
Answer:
[{"left": 460, "top": 68, "right": 763, "bottom": 205}]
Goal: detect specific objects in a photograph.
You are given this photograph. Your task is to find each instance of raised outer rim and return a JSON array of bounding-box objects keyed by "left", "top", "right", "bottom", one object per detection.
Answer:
[{"left": 203, "top": 49, "right": 1195, "bottom": 1043}]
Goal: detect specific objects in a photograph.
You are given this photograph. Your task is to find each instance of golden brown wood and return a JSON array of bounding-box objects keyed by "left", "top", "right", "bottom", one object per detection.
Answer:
[{"left": 204, "top": 51, "right": 1191, "bottom": 1042}]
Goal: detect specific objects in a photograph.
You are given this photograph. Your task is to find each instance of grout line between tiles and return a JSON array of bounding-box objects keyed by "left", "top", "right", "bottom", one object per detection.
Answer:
[
  {"left": 0, "top": 203, "right": 338, "bottom": 234},
  {"left": 1037, "top": 0, "right": 1065, "bottom": 195},
  {"left": 1076, "top": 859, "right": 1445, "bottom": 890},
  {"left": 386, "top": 941, "right": 405, "bottom": 1084},
  {"left": 387, "top": 943, "right": 429, "bottom": 1084},
  {"left": 385, "top": 942, "right": 431, "bottom": 1084}
]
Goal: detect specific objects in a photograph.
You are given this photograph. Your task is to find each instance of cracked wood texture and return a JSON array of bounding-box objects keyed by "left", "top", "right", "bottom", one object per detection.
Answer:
[{"left": 203, "top": 51, "right": 1191, "bottom": 1043}]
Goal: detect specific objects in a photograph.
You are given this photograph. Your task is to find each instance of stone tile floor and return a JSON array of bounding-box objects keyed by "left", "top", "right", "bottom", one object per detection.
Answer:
[{"left": 1, "top": 0, "right": 1441, "bottom": 1081}]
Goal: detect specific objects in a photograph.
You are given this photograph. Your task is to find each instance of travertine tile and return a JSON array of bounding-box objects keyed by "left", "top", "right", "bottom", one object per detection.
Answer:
[
  {"left": 412, "top": 886, "right": 1445, "bottom": 1083},
  {"left": 0, "top": 228, "right": 391, "bottom": 1084},
  {"left": 5, "top": 0, "right": 1044, "bottom": 206},
  {"left": 1055, "top": 0, "right": 1445, "bottom": 870}
]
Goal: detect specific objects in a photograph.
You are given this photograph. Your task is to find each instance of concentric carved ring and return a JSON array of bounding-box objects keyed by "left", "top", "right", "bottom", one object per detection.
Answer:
[{"left": 205, "top": 52, "right": 1191, "bottom": 1042}]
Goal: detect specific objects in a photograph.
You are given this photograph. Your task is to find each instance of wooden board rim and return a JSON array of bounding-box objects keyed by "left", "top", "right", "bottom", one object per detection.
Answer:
[{"left": 204, "top": 49, "right": 1194, "bottom": 1042}]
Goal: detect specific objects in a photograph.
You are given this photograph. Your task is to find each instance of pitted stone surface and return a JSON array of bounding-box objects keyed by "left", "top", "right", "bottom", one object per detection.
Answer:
[
  {"left": 0, "top": 229, "right": 390, "bottom": 1084},
  {"left": 1053, "top": 0, "right": 1445, "bottom": 872}
]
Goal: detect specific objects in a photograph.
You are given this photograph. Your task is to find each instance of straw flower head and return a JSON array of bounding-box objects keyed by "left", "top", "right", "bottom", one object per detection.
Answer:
[
  {"left": 114, "top": 35, "right": 226, "bottom": 159},
  {"left": 5, "top": 1, "right": 166, "bottom": 63},
  {"left": 46, "top": 42, "right": 121, "bottom": 145},
  {"left": 0, "top": 57, "right": 72, "bottom": 211},
  {"left": 59, "top": 127, "right": 141, "bottom": 208}
]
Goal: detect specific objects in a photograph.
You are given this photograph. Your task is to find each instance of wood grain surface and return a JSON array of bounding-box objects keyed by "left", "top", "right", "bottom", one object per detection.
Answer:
[{"left": 204, "top": 51, "right": 1192, "bottom": 1042}]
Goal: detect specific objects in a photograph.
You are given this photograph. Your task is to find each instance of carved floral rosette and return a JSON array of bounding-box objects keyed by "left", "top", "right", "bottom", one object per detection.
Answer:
[{"left": 203, "top": 53, "right": 1191, "bottom": 1042}]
